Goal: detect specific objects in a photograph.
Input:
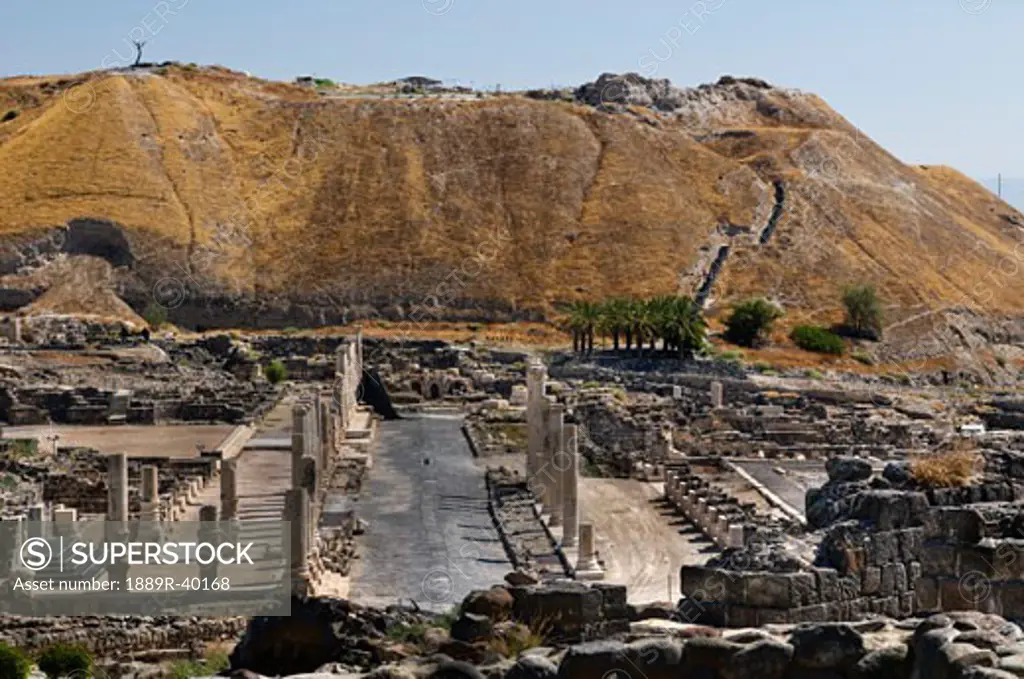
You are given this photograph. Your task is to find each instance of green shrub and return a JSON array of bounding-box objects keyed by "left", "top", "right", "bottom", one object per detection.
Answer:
[
  {"left": 790, "top": 325, "right": 845, "bottom": 355},
  {"left": 804, "top": 369, "right": 824, "bottom": 380},
  {"left": 1, "top": 110, "right": 17, "bottom": 123},
  {"left": 841, "top": 284, "right": 883, "bottom": 340},
  {"left": 724, "top": 298, "right": 783, "bottom": 348},
  {"left": 313, "top": 78, "right": 336, "bottom": 88},
  {"left": 37, "top": 644, "right": 92, "bottom": 679},
  {"left": 142, "top": 302, "right": 168, "bottom": 329},
  {"left": 264, "top": 359, "right": 287, "bottom": 384},
  {"left": 717, "top": 350, "right": 744, "bottom": 363},
  {"left": 0, "top": 643, "right": 31, "bottom": 679}
]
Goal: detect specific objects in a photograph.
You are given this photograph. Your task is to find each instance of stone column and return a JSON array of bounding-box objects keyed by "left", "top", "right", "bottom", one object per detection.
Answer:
[
  {"left": 107, "top": 454, "right": 129, "bottom": 525},
  {"left": 545, "top": 403, "right": 565, "bottom": 523},
  {"left": 220, "top": 459, "right": 239, "bottom": 525},
  {"left": 284, "top": 488, "right": 310, "bottom": 597},
  {"left": 576, "top": 523, "right": 600, "bottom": 573},
  {"left": 710, "top": 381, "right": 724, "bottom": 409},
  {"left": 728, "top": 524, "right": 745, "bottom": 549},
  {"left": 526, "top": 360, "right": 547, "bottom": 482},
  {"left": 106, "top": 453, "right": 130, "bottom": 582},
  {"left": 26, "top": 504, "right": 46, "bottom": 540},
  {"left": 291, "top": 404, "right": 309, "bottom": 489},
  {"left": 140, "top": 465, "right": 160, "bottom": 521},
  {"left": 561, "top": 424, "right": 579, "bottom": 548}
]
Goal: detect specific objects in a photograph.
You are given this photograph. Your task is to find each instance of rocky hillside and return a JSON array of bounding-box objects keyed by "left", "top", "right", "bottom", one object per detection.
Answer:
[{"left": 1, "top": 67, "right": 1022, "bottom": 349}]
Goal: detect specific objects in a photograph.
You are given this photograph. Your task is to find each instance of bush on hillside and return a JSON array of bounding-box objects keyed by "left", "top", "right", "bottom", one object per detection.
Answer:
[
  {"left": 37, "top": 644, "right": 92, "bottom": 679},
  {"left": 790, "top": 325, "right": 845, "bottom": 355},
  {"left": 0, "top": 644, "right": 31, "bottom": 679},
  {"left": 142, "top": 302, "right": 168, "bottom": 329},
  {"left": 724, "top": 298, "right": 783, "bottom": 348},
  {"left": 264, "top": 359, "right": 287, "bottom": 385}
]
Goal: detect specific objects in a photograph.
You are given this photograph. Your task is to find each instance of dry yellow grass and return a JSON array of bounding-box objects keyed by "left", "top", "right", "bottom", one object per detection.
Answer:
[
  {"left": 1, "top": 65, "right": 1023, "bottom": 334},
  {"left": 910, "top": 441, "right": 981, "bottom": 488}
]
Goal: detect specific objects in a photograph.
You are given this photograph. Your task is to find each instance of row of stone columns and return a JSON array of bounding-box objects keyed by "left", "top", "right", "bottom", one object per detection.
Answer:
[
  {"left": 524, "top": 358, "right": 601, "bottom": 577},
  {"left": 664, "top": 470, "right": 747, "bottom": 549}
]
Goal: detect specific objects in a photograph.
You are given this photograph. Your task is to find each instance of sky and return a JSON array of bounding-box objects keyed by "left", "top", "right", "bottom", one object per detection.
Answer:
[{"left": 1, "top": 0, "right": 1020, "bottom": 180}]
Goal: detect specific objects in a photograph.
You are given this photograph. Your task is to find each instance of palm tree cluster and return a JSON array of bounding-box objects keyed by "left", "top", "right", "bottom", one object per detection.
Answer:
[{"left": 559, "top": 296, "right": 707, "bottom": 358}]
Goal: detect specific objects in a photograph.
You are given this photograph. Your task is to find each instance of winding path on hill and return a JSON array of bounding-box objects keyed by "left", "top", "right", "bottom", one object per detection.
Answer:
[
  {"left": 694, "top": 179, "right": 786, "bottom": 308},
  {"left": 348, "top": 414, "right": 510, "bottom": 612}
]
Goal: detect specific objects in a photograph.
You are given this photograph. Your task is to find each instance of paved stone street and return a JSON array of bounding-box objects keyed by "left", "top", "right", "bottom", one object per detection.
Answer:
[{"left": 349, "top": 414, "right": 510, "bottom": 612}]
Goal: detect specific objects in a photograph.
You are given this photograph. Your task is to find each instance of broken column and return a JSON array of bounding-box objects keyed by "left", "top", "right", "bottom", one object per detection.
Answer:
[
  {"left": 560, "top": 423, "right": 579, "bottom": 548},
  {"left": 575, "top": 523, "right": 602, "bottom": 578},
  {"left": 526, "top": 359, "right": 547, "bottom": 483},
  {"left": 544, "top": 402, "right": 565, "bottom": 523}
]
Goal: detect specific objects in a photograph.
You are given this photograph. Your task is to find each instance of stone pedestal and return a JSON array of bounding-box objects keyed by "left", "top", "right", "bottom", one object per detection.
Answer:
[
  {"left": 575, "top": 523, "right": 604, "bottom": 580},
  {"left": 561, "top": 424, "right": 579, "bottom": 548},
  {"left": 710, "top": 381, "right": 724, "bottom": 409},
  {"left": 728, "top": 524, "right": 745, "bottom": 549}
]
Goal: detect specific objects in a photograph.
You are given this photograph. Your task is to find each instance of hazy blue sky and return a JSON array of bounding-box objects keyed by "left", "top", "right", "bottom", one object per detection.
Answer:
[{"left": 1, "top": 1, "right": 1018, "bottom": 178}]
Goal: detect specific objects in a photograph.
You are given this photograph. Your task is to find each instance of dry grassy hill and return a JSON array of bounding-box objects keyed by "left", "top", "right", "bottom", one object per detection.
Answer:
[{"left": 1, "top": 65, "right": 1023, "bottom": 368}]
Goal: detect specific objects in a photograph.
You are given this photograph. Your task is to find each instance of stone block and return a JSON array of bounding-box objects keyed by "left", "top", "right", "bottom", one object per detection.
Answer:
[
  {"left": 727, "top": 604, "right": 760, "bottom": 628},
  {"left": 510, "top": 583, "right": 603, "bottom": 639},
  {"left": 681, "top": 566, "right": 743, "bottom": 604},
  {"left": 999, "top": 583, "right": 1024, "bottom": 619},
  {"left": 852, "top": 490, "right": 929, "bottom": 530},
  {"left": 992, "top": 542, "right": 1024, "bottom": 580},
  {"left": 916, "top": 577, "right": 940, "bottom": 612},
  {"left": 862, "top": 566, "right": 882, "bottom": 595},
  {"left": 792, "top": 572, "right": 819, "bottom": 606},
  {"left": 880, "top": 563, "right": 908, "bottom": 595},
  {"left": 744, "top": 572, "right": 799, "bottom": 608},
  {"left": 899, "top": 527, "right": 925, "bottom": 561},
  {"left": 814, "top": 567, "right": 841, "bottom": 602},
  {"left": 924, "top": 507, "right": 986, "bottom": 543},
  {"left": 909, "top": 561, "right": 922, "bottom": 582},
  {"left": 901, "top": 592, "right": 916, "bottom": 617},
  {"left": 868, "top": 532, "right": 900, "bottom": 565},
  {"left": 939, "top": 577, "right": 986, "bottom": 612},
  {"left": 921, "top": 542, "right": 959, "bottom": 576},
  {"left": 960, "top": 544, "right": 999, "bottom": 578}
]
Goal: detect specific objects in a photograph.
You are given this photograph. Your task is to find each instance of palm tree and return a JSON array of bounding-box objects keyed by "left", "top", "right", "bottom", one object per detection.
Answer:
[
  {"left": 667, "top": 296, "right": 706, "bottom": 358},
  {"left": 577, "top": 301, "right": 602, "bottom": 354},
  {"left": 599, "top": 299, "right": 630, "bottom": 352}
]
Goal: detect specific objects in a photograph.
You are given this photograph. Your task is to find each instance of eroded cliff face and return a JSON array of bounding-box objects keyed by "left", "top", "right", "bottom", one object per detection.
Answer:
[{"left": 1, "top": 68, "right": 1022, "bottom": 346}]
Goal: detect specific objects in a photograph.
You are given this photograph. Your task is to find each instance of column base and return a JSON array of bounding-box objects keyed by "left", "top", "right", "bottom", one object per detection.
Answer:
[{"left": 574, "top": 562, "right": 605, "bottom": 581}]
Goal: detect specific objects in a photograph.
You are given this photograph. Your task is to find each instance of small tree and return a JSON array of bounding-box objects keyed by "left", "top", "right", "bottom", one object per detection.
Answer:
[
  {"left": 142, "top": 302, "right": 167, "bottom": 329},
  {"left": 264, "top": 359, "right": 287, "bottom": 385},
  {"left": 37, "top": 644, "right": 92, "bottom": 679},
  {"left": 0, "top": 644, "right": 30, "bottom": 679},
  {"left": 132, "top": 39, "right": 147, "bottom": 67},
  {"left": 724, "top": 298, "right": 783, "bottom": 348},
  {"left": 841, "top": 284, "right": 883, "bottom": 340}
]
